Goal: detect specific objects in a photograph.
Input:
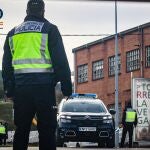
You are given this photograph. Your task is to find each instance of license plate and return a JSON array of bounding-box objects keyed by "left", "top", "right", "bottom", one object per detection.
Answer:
[{"left": 79, "top": 127, "right": 96, "bottom": 132}]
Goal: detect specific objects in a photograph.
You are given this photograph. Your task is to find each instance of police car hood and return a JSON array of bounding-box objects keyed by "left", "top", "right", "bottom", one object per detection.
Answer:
[{"left": 60, "top": 112, "right": 110, "bottom": 116}]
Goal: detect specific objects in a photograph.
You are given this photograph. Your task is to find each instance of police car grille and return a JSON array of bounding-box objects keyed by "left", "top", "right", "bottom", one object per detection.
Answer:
[{"left": 71, "top": 115, "right": 103, "bottom": 120}]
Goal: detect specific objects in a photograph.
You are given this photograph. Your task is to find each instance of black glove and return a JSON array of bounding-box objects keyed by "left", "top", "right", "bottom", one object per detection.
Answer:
[{"left": 61, "top": 79, "right": 72, "bottom": 97}]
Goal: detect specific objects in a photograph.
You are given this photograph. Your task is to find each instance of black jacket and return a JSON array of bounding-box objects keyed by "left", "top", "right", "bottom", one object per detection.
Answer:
[{"left": 2, "top": 15, "right": 72, "bottom": 97}]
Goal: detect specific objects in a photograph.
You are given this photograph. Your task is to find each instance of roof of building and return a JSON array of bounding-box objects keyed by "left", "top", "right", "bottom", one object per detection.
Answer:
[{"left": 72, "top": 22, "right": 150, "bottom": 53}]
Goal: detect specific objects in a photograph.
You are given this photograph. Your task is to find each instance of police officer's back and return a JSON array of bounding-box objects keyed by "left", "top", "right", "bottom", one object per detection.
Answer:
[
  {"left": 2, "top": 0, "right": 72, "bottom": 150},
  {"left": 120, "top": 101, "right": 137, "bottom": 148}
]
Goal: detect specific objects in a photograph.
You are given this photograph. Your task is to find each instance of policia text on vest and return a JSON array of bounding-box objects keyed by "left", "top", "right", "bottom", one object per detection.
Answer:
[{"left": 9, "top": 21, "right": 54, "bottom": 74}]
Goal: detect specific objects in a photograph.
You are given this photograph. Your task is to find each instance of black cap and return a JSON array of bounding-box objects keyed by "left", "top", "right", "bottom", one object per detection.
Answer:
[{"left": 27, "top": 0, "right": 45, "bottom": 15}]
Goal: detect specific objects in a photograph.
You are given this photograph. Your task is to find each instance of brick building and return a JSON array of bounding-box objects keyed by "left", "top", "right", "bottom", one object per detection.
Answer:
[{"left": 72, "top": 22, "right": 150, "bottom": 111}]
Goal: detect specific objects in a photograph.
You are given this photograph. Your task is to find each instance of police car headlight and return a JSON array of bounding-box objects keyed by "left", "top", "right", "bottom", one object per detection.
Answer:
[
  {"left": 103, "top": 116, "right": 112, "bottom": 120},
  {"left": 60, "top": 115, "right": 71, "bottom": 119},
  {"left": 60, "top": 115, "right": 71, "bottom": 123},
  {"left": 103, "top": 116, "right": 107, "bottom": 120},
  {"left": 60, "top": 118, "right": 71, "bottom": 123},
  {"left": 108, "top": 116, "right": 112, "bottom": 119},
  {"left": 103, "top": 116, "right": 112, "bottom": 123},
  {"left": 103, "top": 119, "right": 112, "bottom": 123}
]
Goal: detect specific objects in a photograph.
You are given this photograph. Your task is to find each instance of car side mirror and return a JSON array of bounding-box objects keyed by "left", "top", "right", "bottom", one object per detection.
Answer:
[{"left": 109, "top": 109, "right": 116, "bottom": 115}]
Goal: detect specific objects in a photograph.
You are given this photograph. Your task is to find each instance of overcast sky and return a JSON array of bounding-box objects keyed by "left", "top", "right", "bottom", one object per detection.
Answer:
[{"left": 0, "top": 0, "right": 150, "bottom": 71}]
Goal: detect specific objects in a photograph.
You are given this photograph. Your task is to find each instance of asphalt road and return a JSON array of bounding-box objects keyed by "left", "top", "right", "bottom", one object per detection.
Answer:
[{"left": 0, "top": 141, "right": 149, "bottom": 150}]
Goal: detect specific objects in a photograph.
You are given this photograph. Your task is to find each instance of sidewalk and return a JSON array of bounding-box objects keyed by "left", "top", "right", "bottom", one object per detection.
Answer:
[{"left": 138, "top": 141, "right": 150, "bottom": 148}]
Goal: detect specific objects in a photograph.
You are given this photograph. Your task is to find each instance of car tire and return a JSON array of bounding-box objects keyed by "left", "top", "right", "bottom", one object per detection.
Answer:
[
  {"left": 56, "top": 138, "right": 64, "bottom": 147},
  {"left": 106, "top": 136, "right": 115, "bottom": 148},
  {"left": 98, "top": 141, "right": 105, "bottom": 148},
  {"left": 76, "top": 142, "right": 80, "bottom": 147},
  {"left": 56, "top": 132, "right": 64, "bottom": 147}
]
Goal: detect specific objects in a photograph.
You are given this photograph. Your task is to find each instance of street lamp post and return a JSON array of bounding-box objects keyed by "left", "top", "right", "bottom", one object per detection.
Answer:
[{"left": 114, "top": 0, "right": 119, "bottom": 148}]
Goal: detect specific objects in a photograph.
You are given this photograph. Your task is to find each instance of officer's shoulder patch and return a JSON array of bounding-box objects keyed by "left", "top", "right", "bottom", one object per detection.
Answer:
[{"left": 15, "top": 21, "right": 44, "bottom": 34}]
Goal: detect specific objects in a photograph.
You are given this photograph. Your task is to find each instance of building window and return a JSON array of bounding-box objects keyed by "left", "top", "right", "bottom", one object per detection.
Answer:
[
  {"left": 126, "top": 49, "right": 140, "bottom": 72},
  {"left": 146, "top": 46, "right": 150, "bottom": 67},
  {"left": 77, "top": 64, "right": 88, "bottom": 83},
  {"left": 108, "top": 55, "right": 121, "bottom": 76},
  {"left": 92, "top": 60, "right": 104, "bottom": 80}
]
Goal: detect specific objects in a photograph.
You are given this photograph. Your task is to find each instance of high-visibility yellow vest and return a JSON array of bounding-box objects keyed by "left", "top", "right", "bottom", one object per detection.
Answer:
[
  {"left": 0, "top": 125, "right": 6, "bottom": 134},
  {"left": 9, "top": 21, "right": 54, "bottom": 74},
  {"left": 125, "top": 109, "right": 136, "bottom": 123}
]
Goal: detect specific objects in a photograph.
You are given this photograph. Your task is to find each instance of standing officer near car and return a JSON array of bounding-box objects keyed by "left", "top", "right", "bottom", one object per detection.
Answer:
[
  {"left": 0, "top": 122, "right": 6, "bottom": 145},
  {"left": 3, "top": 122, "right": 8, "bottom": 146},
  {"left": 0, "top": 122, "right": 4, "bottom": 145},
  {"left": 2, "top": 0, "right": 72, "bottom": 150},
  {"left": 120, "top": 101, "right": 137, "bottom": 148}
]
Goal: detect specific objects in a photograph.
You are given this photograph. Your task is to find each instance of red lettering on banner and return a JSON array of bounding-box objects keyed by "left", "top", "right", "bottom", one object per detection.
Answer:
[{"left": 137, "top": 91, "right": 141, "bottom": 98}]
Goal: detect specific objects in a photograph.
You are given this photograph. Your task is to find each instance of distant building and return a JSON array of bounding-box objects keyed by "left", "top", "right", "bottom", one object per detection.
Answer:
[{"left": 72, "top": 22, "right": 150, "bottom": 112}]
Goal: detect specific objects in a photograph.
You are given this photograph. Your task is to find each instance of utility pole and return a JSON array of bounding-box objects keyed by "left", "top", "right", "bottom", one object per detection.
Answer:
[
  {"left": 114, "top": 0, "right": 119, "bottom": 148},
  {"left": 73, "top": 53, "right": 76, "bottom": 93}
]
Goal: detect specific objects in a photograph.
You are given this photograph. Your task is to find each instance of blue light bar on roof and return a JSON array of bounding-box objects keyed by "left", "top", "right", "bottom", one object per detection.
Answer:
[{"left": 71, "top": 93, "right": 97, "bottom": 99}]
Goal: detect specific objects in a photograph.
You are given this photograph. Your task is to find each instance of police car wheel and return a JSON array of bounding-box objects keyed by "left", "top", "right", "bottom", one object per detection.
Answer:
[
  {"left": 98, "top": 141, "right": 105, "bottom": 148},
  {"left": 56, "top": 140, "right": 64, "bottom": 147},
  {"left": 56, "top": 135, "right": 64, "bottom": 147},
  {"left": 106, "top": 138, "right": 115, "bottom": 148}
]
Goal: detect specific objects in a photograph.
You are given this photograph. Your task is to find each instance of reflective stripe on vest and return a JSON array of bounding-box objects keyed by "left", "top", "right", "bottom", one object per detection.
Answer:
[
  {"left": 125, "top": 109, "right": 136, "bottom": 123},
  {"left": 9, "top": 32, "right": 54, "bottom": 74},
  {"left": 15, "top": 68, "right": 54, "bottom": 74},
  {"left": 0, "top": 126, "right": 6, "bottom": 134}
]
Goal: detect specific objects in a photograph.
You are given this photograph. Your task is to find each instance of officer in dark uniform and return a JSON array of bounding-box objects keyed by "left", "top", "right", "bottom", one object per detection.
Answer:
[
  {"left": 2, "top": 0, "right": 72, "bottom": 150},
  {"left": 0, "top": 122, "right": 6, "bottom": 146},
  {"left": 3, "top": 122, "right": 8, "bottom": 145},
  {"left": 0, "top": 122, "right": 3, "bottom": 145},
  {"left": 120, "top": 101, "right": 137, "bottom": 148}
]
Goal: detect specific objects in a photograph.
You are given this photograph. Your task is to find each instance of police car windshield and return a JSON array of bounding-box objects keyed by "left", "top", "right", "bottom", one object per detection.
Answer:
[{"left": 62, "top": 101, "right": 106, "bottom": 113}]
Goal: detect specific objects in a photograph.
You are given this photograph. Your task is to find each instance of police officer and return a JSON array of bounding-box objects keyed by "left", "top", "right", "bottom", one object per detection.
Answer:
[
  {"left": 120, "top": 101, "right": 137, "bottom": 148},
  {"left": 0, "top": 122, "right": 3, "bottom": 145},
  {"left": 0, "top": 123, "right": 6, "bottom": 145},
  {"left": 2, "top": 0, "right": 72, "bottom": 150},
  {"left": 3, "top": 122, "right": 8, "bottom": 145}
]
